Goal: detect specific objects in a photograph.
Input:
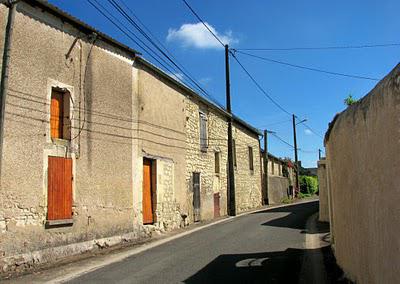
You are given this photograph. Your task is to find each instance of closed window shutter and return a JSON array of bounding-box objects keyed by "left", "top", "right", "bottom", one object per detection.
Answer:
[
  {"left": 199, "top": 113, "right": 207, "bottom": 151},
  {"left": 248, "top": 146, "right": 254, "bottom": 171},
  {"left": 50, "top": 91, "right": 63, "bottom": 139}
]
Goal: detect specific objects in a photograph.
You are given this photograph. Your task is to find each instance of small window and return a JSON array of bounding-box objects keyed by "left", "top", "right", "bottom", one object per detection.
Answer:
[
  {"left": 50, "top": 89, "right": 71, "bottom": 140},
  {"left": 233, "top": 139, "right": 237, "bottom": 169},
  {"left": 199, "top": 112, "right": 208, "bottom": 152},
  {"left": 214, "top": 152, "right": 220, "bottom": 174},
  {"left": 248, "top": 146, "right": 254, "bottom": 171}
]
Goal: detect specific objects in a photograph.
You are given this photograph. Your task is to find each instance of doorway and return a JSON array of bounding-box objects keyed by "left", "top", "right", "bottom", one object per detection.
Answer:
[
  {"left": 143, "top": 158, "right": 156, "bottom": 224},
  {"left": 193, "top": 172, "right": 201, "bottom": 222}
]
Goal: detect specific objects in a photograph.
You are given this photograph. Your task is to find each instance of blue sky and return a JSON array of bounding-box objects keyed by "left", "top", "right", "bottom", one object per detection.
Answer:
[{"left": 50, "top": 0, "right": 400, "bottom": 167}]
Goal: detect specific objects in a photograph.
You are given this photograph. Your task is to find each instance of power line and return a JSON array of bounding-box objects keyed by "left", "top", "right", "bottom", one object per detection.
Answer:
[
  {"left": 302, "top": 122, "right": 324, "bottom": 139},
  {"left": 181, "top": 0, "right": 225, "bottom": 47},
  {"left": 234, "top": 50, "right": 380, "bottom": 81},
  {"left": 230, "top": 52, "right": 292, "bottom": 116},
  {"left": 106, "top": 0, "right": 225, "bottom": 108},
  {"left": 235, "top": 43, "right": 400, "bottom": 51},
  {"left": 270, "top": 132, "right": 294, "bottom": 149}
]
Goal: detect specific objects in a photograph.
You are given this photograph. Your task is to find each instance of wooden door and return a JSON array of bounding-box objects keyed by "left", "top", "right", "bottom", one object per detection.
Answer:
[
  {"left": 193, "top": 172, "right": 201, "bottom": 222},
  {"left": 214, "top": 193, "right": 220, "bottom": 218},
  {"left": 142, "top": 159, "right": 154, "bottom": 224},
  {"left": 47, "top": 156, "right": 72, "bottom": 220}
]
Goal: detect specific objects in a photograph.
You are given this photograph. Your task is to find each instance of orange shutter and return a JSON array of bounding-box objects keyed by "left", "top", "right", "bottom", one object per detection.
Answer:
[
  {"left": 50, "top": 91, "right": 63, "bottom": 139},
  {"left": 48, "top": 157, "right": 73, "bottom": 220}
]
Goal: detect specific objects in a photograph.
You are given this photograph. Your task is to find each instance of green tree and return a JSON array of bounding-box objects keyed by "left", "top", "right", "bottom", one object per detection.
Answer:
[{"left": 344, "top": 94, "right": 358, "bottom": 106}]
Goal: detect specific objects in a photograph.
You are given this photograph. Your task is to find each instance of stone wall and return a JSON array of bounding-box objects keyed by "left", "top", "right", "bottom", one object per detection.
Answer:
[
  {"left": 233, "top": 126, "right": 262, "bottom": 213},
  {"left": 268, "top": 176, "right": 290, "bottom": 204},
  {"left": 324, "top": 63, "right": 400, "bottom": 284},
  {"left": 185, "top": 98, "right": 228, "bottom": 222}
]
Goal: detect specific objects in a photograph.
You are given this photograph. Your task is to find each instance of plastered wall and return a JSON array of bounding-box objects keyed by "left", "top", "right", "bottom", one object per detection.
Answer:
[{"left": 325, "top": 64, "right": 400, "bottom": 284}]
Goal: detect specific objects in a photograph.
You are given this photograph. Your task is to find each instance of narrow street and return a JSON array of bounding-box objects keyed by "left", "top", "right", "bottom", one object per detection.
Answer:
[{"left": 51, "top": 200, "right": 336, "bottom": 284}]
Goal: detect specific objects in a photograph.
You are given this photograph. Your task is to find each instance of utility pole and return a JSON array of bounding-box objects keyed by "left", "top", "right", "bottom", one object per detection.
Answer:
[
  {"left": 292, "top": 114, "right": 299, "bottom": 197},
  {"left": 263, "top": 130, "right": 269, "bottom": 205},
  {"left": 225, "top": 44, "right": 236, "bottom": 216},
  {"left": 0, "top": 1, "right": 17, "bottom": 180}
]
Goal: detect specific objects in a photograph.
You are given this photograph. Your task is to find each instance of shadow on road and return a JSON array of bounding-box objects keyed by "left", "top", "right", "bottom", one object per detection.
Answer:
[
  {"left": 253, "top": 201, "right": 329, "bottom": 234},
  {"left": 184, "top": 246, "right": 349, "bottom": 284}
]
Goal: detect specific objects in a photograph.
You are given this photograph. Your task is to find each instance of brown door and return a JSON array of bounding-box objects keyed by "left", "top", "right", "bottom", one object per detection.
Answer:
[
  {"left": 214, "top": 193, "right": 220, "bottom": 218},
  {"left": 48, "top": 156, "right": 73, "bottom": 220},
  {"left": 142, "top": 159, "right": 154, "bottom": 224},
  {"left": 193, "top": 172, "right": 201, "bottom": 222}
]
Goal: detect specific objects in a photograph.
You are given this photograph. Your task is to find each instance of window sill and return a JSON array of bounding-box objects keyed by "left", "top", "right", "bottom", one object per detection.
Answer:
[
  {"left": 51, "top": 138, "right": 70, "bottom": 146},
  {"left": 45, "top": 219, "right": 73, "bottom": 227}
]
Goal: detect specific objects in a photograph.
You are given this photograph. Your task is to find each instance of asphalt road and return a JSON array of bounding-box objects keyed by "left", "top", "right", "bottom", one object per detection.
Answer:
[{"left": 67, "top": 200, "right": 334, "bottom": 284}]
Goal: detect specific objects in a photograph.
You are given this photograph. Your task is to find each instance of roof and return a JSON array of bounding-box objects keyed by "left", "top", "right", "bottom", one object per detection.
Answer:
[
  {"left": 6, "top": 0, "right": 261, "bottom": 137},
  {"left": 135, "top": 57, "right": 262, "bottom": 136},
  {"left": 12, "top": 0, "right": 140, "bottom": 57}
]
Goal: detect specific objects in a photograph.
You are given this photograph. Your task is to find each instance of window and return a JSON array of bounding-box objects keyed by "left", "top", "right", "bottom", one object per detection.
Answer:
[
  {"left": 214, "top": 151, "right": 220, "bottom": 174},
  {"left": 47, "top": 156, "right": 73, "bottom": 222},
  {"left": 199, "top": 112, "right": 208, "bottom": 152},
  {"left": 233, "top": 139, "right": 237, "bottom": 169},
  {"left": 50, "top": 88, "right": 71, "bottom": 140},
  {"left": 248, "top": 146, "right": 254, "bottom": 171}
]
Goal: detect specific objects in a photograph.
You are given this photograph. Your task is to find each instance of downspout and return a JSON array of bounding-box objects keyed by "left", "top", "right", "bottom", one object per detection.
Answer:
[{"left": 0, "top": 0, "right": 17, "bottom": 179}]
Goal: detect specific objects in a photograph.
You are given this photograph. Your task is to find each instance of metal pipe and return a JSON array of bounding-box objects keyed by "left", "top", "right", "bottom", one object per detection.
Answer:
[{"left": 0, "top": 0, "right": 17, "bottom": 179}]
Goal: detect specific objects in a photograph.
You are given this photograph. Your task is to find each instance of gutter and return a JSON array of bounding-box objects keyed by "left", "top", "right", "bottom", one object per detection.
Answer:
[{"left": 0, "top": 0, "right": 17, "bottom": 177}]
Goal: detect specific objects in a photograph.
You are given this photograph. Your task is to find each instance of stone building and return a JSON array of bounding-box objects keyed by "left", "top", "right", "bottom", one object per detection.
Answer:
[
  {"left": 0, "top": 0, "right": 263, "bottom": 273},
  {"left": 261, "top": 152, "right": 294, "bottom": 204}
]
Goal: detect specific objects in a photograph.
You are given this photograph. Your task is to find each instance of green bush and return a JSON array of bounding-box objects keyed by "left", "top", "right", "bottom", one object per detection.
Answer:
[{"left": 299, "top": 175, "right": 318, "bottom": 195}]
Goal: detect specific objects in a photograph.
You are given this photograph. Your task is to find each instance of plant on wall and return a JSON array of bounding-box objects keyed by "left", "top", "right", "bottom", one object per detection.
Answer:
[{"left": 344, "top": 94, "right": 358, "bottom": 106}]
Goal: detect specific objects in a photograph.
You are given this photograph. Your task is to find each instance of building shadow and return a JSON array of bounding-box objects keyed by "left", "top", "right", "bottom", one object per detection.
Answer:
[
  {"left": 252, "top": 201, "right": 329, "bottom": 234},
  {"left": 184, "top": 246, "right": 349, "bottom": 284}
]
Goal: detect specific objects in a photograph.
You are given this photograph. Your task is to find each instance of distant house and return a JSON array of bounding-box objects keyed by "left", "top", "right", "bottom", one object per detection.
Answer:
[{"left": 260, "top": 151, "right": 294, "bottom": 204}]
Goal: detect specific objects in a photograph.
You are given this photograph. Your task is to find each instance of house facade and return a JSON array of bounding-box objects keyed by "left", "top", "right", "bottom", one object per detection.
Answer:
[{"left": 0, "top": 0, "right": 263, "bottom": 273}]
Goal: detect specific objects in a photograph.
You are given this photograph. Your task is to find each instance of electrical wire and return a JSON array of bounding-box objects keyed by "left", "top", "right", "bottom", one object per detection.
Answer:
[
  {"left": 234, "top": 50, "right": 380, "bottom": 81},
  {"left": 230, "top": 52, "right": 292, "bottom": 116},
  {"left": 181, "top": 0, "right": 225, "bottom": 47},
  {"left": 107, "top": 0, "right": 225, "bottom": 108},
  {"left": 235, "top": 43, "right": 400, "bottom": 51}
]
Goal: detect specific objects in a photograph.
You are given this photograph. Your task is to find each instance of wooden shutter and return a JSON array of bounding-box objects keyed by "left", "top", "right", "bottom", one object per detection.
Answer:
[
  {"left": 233, "top": 140, "right": 237, "bottom": 168},
  {"left": 214, "top": 152, "right": 220, "bottom": 174},
  {"left": 199, "top": 113, "right": 207, "bottom": 151},
  {"left": 50, "top": 91, "right": 64, "bottom": 139},
  {"left": 47, "top": 157, "right": 73, "bottom": 220},
  {"left": 248, "top": 146, "right": 254, "bottom": 171},
  {"left": 193, "top": 172, "right": 201, "bottom": 222}
]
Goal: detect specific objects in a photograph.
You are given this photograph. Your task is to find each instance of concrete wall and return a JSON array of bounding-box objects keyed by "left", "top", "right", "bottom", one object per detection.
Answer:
[
  {"left": 317, "top": 159, "right": 328, "bottom": 222},
  {"left": 0, "top": 3, "right": 141, "bottom": 272},
  {"left": 324, "top": 64, "right": 400, "bottom": 284},
  {"left": 134, "top": 64, "right": 187, "bottom": 230}
]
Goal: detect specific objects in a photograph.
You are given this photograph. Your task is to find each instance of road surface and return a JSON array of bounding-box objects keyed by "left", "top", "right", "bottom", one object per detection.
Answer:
[{"left": 65, "top": 200, "right": 338, "bottom": 283}]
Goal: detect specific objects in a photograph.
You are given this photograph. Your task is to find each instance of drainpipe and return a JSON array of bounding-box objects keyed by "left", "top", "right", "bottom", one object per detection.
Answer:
[{"left": 0, "top": 0, "right": 17, "bottom": 179}]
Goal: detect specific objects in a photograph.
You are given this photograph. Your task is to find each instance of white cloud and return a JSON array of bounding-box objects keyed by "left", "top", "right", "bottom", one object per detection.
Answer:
[
  {"left": 167, "top": 22, "right": 238, "bottom": 49},
  {"left": 304, "top": 129, "right": 313, "bottom": 135}
]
